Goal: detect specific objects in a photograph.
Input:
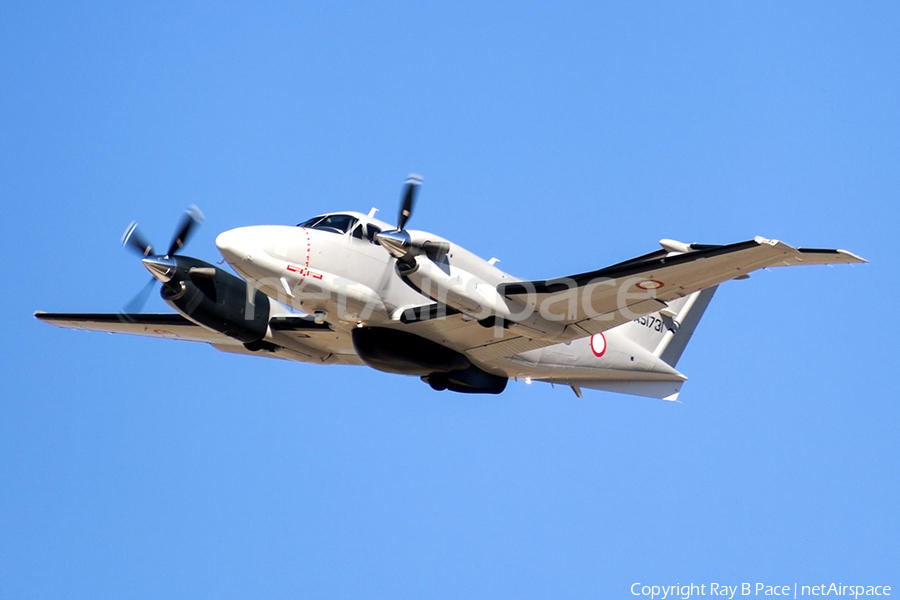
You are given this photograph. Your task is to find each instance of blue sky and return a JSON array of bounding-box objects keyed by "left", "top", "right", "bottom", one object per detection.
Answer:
[{"left": 2, "top": 2, "right": 897, "bottom": 597}]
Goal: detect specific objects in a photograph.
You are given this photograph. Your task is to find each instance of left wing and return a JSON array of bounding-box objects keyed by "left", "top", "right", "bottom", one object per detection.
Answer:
[
  {"left": 35, "top": 311, "right": 364, "bottom": 365},
  {"left": 34, "top": 312, "right": 232, "bottom": 344}
]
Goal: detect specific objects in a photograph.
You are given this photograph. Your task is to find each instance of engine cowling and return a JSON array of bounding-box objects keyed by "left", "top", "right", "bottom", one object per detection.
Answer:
[
  {"left": 159, "top": 256, "right": 271, "bottom": 343},
  {"left": 351, "top": 327, "right": 508, "bottom": 394},
  {"left": 397, "top": 256, "right": 567, "bottom": 339},
  {"left": 397, "top": 256, "right": 510, "bottom": 318},
  {"left": 422, "top": 367, "right": 507, "bottom": 395}
]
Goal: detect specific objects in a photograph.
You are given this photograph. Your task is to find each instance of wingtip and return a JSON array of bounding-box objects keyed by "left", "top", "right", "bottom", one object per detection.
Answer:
[{"left": 838, "top": 249, "right": 867, "bottom": 264}]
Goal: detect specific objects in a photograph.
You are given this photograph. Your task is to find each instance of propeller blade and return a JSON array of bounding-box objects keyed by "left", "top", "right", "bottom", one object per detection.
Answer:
[
  {"left": 166, "top": 205, "right": 204, "bottom": 256},
  {"left": 118, "top": 277, "right": 157, "bottom": 321},
  {"left": 122, "top": 222, "right": 154, "bottom": 257},
  {"left": 397, "top": 174, "right": 422, "bottom": 230}
]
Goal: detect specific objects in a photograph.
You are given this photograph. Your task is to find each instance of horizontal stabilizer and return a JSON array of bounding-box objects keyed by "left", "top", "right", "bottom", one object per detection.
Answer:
[{"left": 551, "top": 378, "right": 684, "bottom": 401}]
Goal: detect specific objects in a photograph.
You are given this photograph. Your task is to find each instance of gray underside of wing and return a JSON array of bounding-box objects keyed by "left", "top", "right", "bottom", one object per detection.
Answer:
[{"left": 34, "top": 312, "right": 238, "bottom": 344}]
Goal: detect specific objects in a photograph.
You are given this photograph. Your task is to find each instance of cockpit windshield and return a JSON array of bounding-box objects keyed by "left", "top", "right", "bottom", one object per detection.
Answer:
[{"left": 297, "top": 214, "right": 358, "bottom": 234}]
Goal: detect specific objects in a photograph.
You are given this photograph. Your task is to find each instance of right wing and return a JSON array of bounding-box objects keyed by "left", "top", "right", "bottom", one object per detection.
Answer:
[
  {"left": 472, "top": 237, "right": 865, "bottom": 361},
  {"left": 500, "top": 237, "right": 864, "bottom": 318}
]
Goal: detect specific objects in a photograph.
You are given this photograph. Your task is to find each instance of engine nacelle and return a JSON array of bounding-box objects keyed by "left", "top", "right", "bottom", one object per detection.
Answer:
[
  {"left": 398, "top": 256, "right": 567, "bottom": 338},
  {"left": 351, "top": 327, "right": 507, "bottom": 394},
  {"left": 422, "top": 367, "right": 507, "bottom": 395},
  {"left": 376, "top": 229, "right": 450, "bottom": 262},
  {"left": 160, "top": 256, "right": 270, "bottom": 343},
  {"left": 398, "top": 256, "right": 511, "bottom": 319},
  {"left": 351, "top": 327, "right": 468, "bottom": 374}
]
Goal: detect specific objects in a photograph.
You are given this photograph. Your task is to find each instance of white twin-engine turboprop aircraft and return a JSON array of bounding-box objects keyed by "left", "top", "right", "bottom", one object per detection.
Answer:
[{"left": 37, "top": 175, "right": 865, "bottom": 399}]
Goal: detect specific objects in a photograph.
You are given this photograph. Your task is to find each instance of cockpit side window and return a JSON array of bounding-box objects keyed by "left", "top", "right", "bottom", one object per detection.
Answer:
[
  {"left": 297, "top": 214, "right": 358, "bottom": 235},
  {"left": 351, "top": 224, "right": 364, "bottom": 239}
]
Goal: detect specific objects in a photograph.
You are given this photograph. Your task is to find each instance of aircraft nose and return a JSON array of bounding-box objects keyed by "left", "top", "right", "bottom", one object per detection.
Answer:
[{"left": 216, "top": 227, "right": 253, "bottom": 262}]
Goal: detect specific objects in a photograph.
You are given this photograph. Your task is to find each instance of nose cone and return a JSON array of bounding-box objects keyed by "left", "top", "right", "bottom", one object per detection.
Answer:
[
  {"left": 216, "top": 225, "right": 287, "bottom": 272},
  {"left": 216, "top": 229, "right": 236, "bottom": 257},
  {"left": 142, "top": 256, "right": 177, "bottom": 282},
  {"left": 216, "top": 227, "right": 253, "bottom": 263}
]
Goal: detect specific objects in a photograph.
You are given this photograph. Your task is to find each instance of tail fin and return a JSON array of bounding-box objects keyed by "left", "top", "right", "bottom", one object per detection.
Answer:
[{"left": 616, "top": 285, "right": 718, "bottom": 367}]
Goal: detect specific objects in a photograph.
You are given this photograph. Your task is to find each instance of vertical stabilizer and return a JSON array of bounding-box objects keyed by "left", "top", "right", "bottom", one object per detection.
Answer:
[
  {"left": 615, "top": 285, "right": 718, "bottom": 367},
  {"left": 656, "top": 286, "right": 717, "bottom": 366}
]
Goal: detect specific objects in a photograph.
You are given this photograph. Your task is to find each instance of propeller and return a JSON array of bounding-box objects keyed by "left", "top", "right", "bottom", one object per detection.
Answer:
[
  {"left": 121, "top": 278, "right": 157, "bottom": 317},
  {"left": 376, "top": 174, "right": 448, "bottom": 263},
  {"left": 122, "top": 205, "right": 204, "bottom": 260},
  {"left": 166, "top": 205, "right": 204, "bottom": 256},
  {"left": 119, "top": 206, "right": 204, "bottom": 317},
  {"left": 121, "top": 221, "right": 154, "bottom": 257}
]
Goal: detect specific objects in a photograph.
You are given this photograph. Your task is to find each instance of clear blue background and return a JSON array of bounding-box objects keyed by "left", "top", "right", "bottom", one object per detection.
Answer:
[{"left": 2, "top": 2, "right": 897, "bottom": 597}]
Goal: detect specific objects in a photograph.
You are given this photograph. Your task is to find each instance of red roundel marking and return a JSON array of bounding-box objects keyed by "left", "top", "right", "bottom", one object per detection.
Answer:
[
  {"left": 636, "top": 279, "right": 664, "bottom": 290},
  {"left": 152, "top": 329, "right": 179, "bottom": 338},
  {"left": 590, "top": 333, "right": 607, "bottom": 357}
]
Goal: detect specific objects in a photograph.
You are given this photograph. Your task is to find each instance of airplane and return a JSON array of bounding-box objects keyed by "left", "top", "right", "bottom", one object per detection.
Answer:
[{"left": 36, "top": 175, "right": 865, "bottom": 400}]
